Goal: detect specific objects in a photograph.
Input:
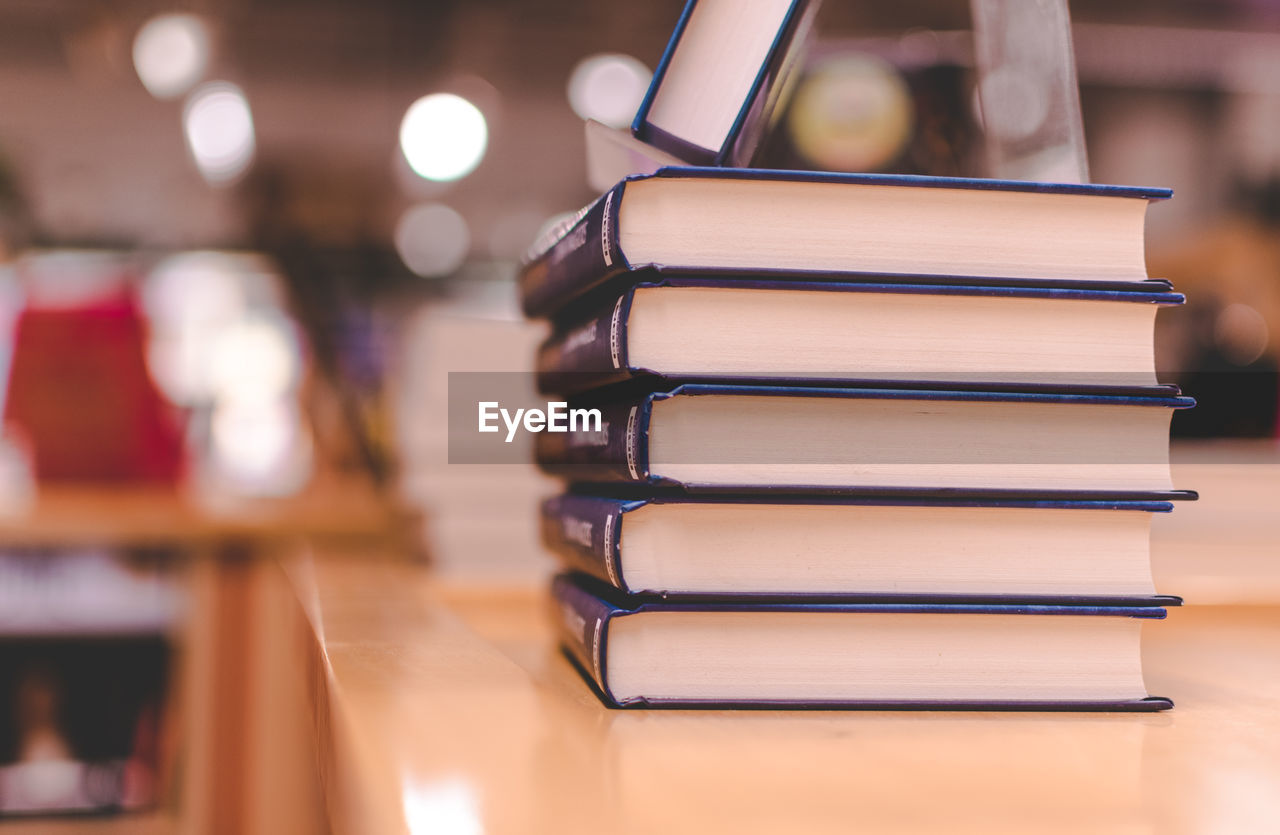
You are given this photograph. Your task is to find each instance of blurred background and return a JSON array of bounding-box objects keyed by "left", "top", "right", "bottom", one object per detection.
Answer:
[{"left": 0, "top": 0, "right": 1278, "bottom": 826}]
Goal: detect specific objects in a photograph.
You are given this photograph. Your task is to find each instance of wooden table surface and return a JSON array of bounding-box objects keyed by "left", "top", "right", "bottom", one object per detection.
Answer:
[
  {"left": 297, "top": 556, "right": 1280, "bottom": 835},
  {"left": 0, "top": 483, "right": 403, "bottom": 835}
]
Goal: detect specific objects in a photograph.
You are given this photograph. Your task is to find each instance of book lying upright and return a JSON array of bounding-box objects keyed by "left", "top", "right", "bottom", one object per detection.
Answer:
[
  {"left": 518, "top": 168, "right": 1173, "bottom": 319},
  {"left": 553, "top": 574, "right": 1172, "bottom": 709}
]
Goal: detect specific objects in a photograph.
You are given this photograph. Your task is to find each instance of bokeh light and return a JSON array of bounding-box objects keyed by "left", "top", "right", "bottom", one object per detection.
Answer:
[
  {"left": 975, "top": 66, "right": 1051, "bottom": 143},
  {"left": 183, "top": 82, "right": 256, "bottom": 184},
  {"left": 402, "top": 777, "right": 483, "bottom": 835},
  {"left": 1215, "top": 303, "right": 1270, "bottom": 366},
  {"left": 787, "top": 55, "right": 913, "bottom": 172},
  {"left": 567, "top": 54, "right": 651, "bottom": 128},
  {"left": 210, "top": 398, "right": 311, "bottom": 496},
  {"left": 399, "top": 94, "right": 488, "bottom": 182},
  {"left": 394, "top": 203, "right": 470, "bottom": 277},
  {"left": 208, "top": 312, "right": 301, "bottom": 406},
  {"left": 132, "top": 13, "right": 210, "bottom": 99},
  {"left": 142, "top": 252, "right": 247, "bottom": 405}
]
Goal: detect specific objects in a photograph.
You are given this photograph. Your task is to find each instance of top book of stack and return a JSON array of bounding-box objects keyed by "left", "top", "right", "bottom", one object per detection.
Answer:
[
  {"left": 518, "top": 168, "right": 1174, "bottom": 320},
  {"left": 583, "top": 0, "right": 819, "bottom": 189},
  {"left": 631, "top": 0, "right": 820, "bottom": 166}
]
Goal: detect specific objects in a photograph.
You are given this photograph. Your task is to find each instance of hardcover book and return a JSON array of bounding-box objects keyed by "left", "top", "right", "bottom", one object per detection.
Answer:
[
  {"left": 536, "top": 277, "right": 1183, "bottom": 396},
  {"left": 541, "top": 493, "right": 1182, "bottom": 602},
  {"left": 632, "top": 0, "right": 820, "bottom": 166},
  {"left": 534, "top": 383, "right": 1195, "bottom": 497},
  {"left": 552, "top": 573, "right": 1174, "bottom": 709},
  {"left": 518, "top": 168, "right": 1174, "bottom": 319}
]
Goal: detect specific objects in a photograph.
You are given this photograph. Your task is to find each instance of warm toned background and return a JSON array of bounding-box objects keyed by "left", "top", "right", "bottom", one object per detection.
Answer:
[{"left": 1, "top": 1, "right": 1278, "bottom": 833}]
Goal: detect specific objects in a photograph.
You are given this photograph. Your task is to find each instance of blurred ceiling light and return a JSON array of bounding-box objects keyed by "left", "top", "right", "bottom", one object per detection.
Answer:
[
  {"left": 183, "top": 82, "right": 256, "bottom": 184},
  {"left": 567, "top": 54, "right": 651, "bottom": 128},
  {"left": 208, "top": 312, "right": 301, "bottom": 406},
  {"left": 132, "top": 13, "right": 210, "bottom": 99},
  {"left": 787, "top": 54, "right": 913, "bottom": 172},
  {"left": 399, "top": 94, "right": 488, "bottom": 182},
  {"left": 394, "top": 203, "right": 470, "bottom": 278}
]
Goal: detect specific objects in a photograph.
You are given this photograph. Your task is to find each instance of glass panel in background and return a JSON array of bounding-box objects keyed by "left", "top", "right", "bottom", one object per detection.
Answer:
[{"left": 970, "top": 0, "right": 1089, "bottom": 183}]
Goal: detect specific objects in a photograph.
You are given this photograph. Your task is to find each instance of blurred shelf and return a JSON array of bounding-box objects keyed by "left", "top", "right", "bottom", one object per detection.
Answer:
[
  {"left": 0, "top": 481, "right": 408, "bottom": 549},
  {"left": 291, "top": 553, "right": 1280, "bottom": 835},
  {"left": 0, "top": 480, "right": 409, "bottom": 835}
]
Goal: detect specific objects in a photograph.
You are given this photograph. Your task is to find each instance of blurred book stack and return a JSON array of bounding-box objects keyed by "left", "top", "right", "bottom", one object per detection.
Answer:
[{"left": 524, "top": 0, "right": 1194, "bottom": 708}]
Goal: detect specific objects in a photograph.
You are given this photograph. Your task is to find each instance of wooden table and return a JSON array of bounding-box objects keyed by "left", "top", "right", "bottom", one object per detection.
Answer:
[
  {"left": 0, "top": 485, "right": 405, "bottom": 835},
  {"left": 5, "top": 438, "right": 1278, "bottom": 834},
  {"left": 296, "top": 555, "right": 1280, "bottom": 835}
]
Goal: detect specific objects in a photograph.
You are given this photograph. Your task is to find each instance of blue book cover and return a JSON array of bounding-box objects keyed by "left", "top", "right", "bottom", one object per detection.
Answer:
[
  {"left": 631, "top": 0, "right": 820, "bottom": 166},
  {"left": 517, "top": 168, "right": 1176, "bottom": 320},
  {"left": 534, "top": 382, "right": 1197, "bottom": 499},
  {"left": 552, "top": 574, "right": 1174, "bottom": 710},
  {"left": 540, "top": 492, "right": 1182, "bottom": 605},
  {"left": 536, "top": 277, "right": 1186, "bottom": 396}
]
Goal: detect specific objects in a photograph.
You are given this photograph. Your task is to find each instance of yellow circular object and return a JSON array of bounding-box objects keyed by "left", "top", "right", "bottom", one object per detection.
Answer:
[{"left": 787, "top": 55, "right": 913, "bottom": 172}]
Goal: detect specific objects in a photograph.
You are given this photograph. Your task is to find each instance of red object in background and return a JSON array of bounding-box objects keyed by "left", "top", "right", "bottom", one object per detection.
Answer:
[{"left": 4, "top": 292, "right": 184, "bottom": 483}]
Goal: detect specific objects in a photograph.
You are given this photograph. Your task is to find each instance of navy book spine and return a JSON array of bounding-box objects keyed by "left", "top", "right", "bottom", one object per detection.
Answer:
[
  {"left": 535, "top": 292, "right": 636, "bottom": 394},
  {"left": 534, "top": 384, "right": 1195, "bottom": 494},
  {"left": 551, "top": 573, "right": 621, "bottom": 704},
  {"left": 722, "top": 0, "right": 819, "bottom": 167},
  {"left": 541, "top": 495, "right": 1180, "bottom": 604},
  {"left": 540, "top": 495, "right": 636, "bottom": 592},
  {"left": 519, "top": 183, "right": 629, "bottom": 319},
  {"left": 552, "top": 575, "right": 1174, "bottom": 710},
  {"left": 653, "top": 166, "right": 1172, "bottom": 199},
  {"left": 517, "top": 168, "right": 1174, "bottom": 320},
  {"left": 535, "top": 396, "right": 653, "bottom": 484},
  {"left": 534, "top": 278, "right": 1188, "bottom": 396},
  {"left": 632, "top": 0, "right": 820, "bottom": 166}
]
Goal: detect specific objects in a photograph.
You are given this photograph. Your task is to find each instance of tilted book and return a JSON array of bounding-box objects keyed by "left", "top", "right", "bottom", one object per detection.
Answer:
[
  {"left": 553, "top": 574, "right": 1174, "bottom": 709},
  {"left": 632, "top": 0, "right": 820, "bottom": 166},
  {"left": 518, "top": 168, "right": 1173, "bottom": 319}
]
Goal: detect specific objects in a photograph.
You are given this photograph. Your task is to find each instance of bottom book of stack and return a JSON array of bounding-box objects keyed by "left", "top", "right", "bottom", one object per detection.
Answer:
[{"left": 553, "top": 574, "right": 1172, "bottom": 710}]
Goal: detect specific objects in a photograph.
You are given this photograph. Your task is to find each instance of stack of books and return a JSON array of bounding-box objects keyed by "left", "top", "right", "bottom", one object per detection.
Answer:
[{"left": 521, "top": 0, "right": 1193, "bottom": 709}]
